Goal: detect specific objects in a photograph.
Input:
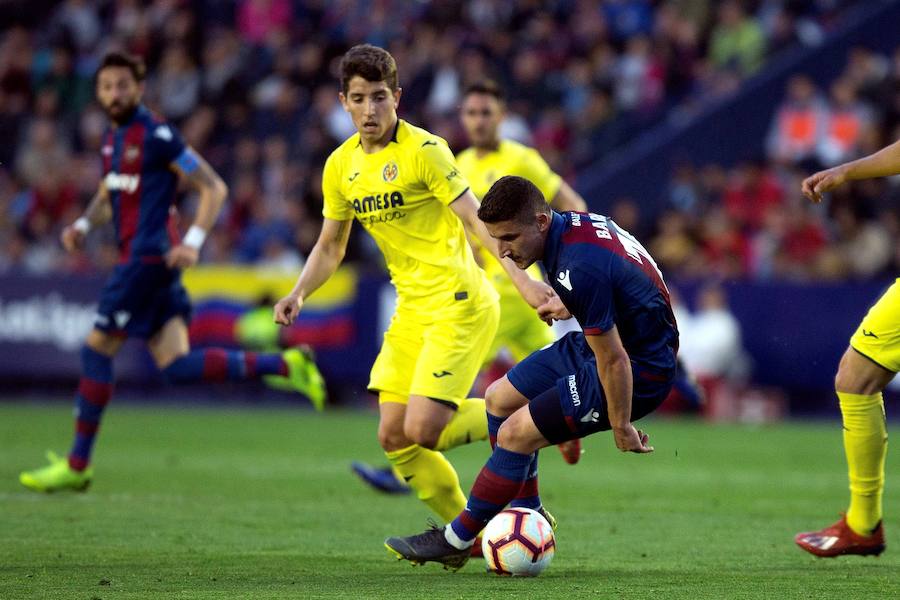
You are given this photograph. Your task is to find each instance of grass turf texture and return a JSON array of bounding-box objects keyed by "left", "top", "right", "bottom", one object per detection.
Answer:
[{"left": 1, "top": 403, "right": 897, "bottom": 599}]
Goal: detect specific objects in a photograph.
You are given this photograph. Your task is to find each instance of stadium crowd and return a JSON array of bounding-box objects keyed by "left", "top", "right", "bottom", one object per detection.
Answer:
[{"left": 1, "top": 0, "right": 897, "bottom": 282}]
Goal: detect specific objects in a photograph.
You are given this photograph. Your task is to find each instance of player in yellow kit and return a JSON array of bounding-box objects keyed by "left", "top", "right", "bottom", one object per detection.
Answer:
[
  {"left": 457, "top": 80, "right": 587, "bottom": 466},
  {"left": 274, "top": 45, "right": 556, "bottom": 522},
  {"left": 352, "top": 81, "right": 587, "bottom": 493},
  {"left": 456, "top": 80, "right": 587, "bottom": 367},
  {"left": 794, "top": 138, "right": 900, "bottom": 557}
]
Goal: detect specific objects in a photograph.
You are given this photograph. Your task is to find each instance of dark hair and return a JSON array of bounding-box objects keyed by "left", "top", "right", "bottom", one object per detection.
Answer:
[
  {"left": 478, "top": 176, "right": 549, "bottom": 224},
  {"left": 339, "top": 44, "right": 398, "bottom": 94},
  {"left": 96, "top": 51, "right": 146, "bottom": 82},
  {"left": 463, "top": 79, "right": 504, "bottom": 102}
]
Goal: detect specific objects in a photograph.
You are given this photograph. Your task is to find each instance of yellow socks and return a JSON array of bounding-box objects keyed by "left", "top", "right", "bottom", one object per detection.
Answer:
[
  {"left": 838, "top": 391, "right": 888, "bottom": 535},
  {"left": 434, "top": 397, "right": 488, "bottom": 452},
  {"left": 386, "top": 444, "right": 467, "bottom": 522}
]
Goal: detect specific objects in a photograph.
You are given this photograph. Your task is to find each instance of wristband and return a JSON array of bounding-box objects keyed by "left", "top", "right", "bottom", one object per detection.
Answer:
[
  {"left": 73, "top": 217, "right": 91, "bottom": 234},
  {"left": 182, "top": 225, "right": 207, "bottom": 250}
]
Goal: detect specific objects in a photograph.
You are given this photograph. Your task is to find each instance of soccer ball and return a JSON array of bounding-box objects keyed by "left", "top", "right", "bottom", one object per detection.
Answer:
[{"left": 481, "top": 508, "right": 555, "bottom": 576}]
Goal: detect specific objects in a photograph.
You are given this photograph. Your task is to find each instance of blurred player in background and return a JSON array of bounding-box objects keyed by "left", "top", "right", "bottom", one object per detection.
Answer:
[
  {"left": 456, "top": 79, "right": 587, "bottom": 370},
  {"left": 19, "top": 52, "right": 324, "bottom": 493},
  {"left": 273, "top": 45, "right": 555, "bottom": 524},
  {"left": 386, "top": 175, "right": 679, "bottom": 569},
  {"left": 794, "top": 139, "right": 900, "bottom": 557},
  {"left": 352, "top": 80, "right": 587, "bottom": 494}
]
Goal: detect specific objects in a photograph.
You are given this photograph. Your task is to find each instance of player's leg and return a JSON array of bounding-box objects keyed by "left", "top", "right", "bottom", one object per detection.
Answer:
[
  {"left": 835, "top": 348, "right": 893, "bottom": 534},
  {"left": 420, "top": 300, "right": 500, "bottom": 452},
  {"left": 479, "top": 376, "right": 548, "bottom": 517},
  {"left": 383, "top": 394, "right": 468, "bottom": 521},
  {"left": 495, "top": 301, "right": 582, "bottom": 464},
  {"left": 795, "top": 281, "right": 898, "bottom": 557},
  {"left": 368, "top": 313, "right": 466, "bottom": 513},
  {"left": 388, "top": 300, "right": 500, "bottom": 520},
  {"left": 794, "top": 347, "right": 891, "bottom": 557},
  {"left": 149, "top": 316, "right": 325, "bottom": 409},
  {"left": 384, "top": 397, "right": 550, "bottom": 568},
  {"left": 20, "top": 329, "right": 125, "bottom": 492}
]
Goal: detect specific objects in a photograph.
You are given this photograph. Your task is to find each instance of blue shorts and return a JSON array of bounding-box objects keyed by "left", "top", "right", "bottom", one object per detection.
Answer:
[
  {"left": 94, "top": 260, "right": 192, "bottom": 339},
  {"left": 506, "top": 332, "right": 675, "bottom": 444}
]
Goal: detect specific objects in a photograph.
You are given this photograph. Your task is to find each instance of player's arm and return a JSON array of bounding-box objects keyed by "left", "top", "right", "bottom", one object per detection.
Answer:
[
  {"left": 549, "top": 180, "right": 587, "bottom": 212},
  {"left": 273, "top": 217, "right": 353, "bottom": 326},
  {"left": 584, "top": 327, "right": 652, "bottom": 454},
  {"left": 450, "top": 190, "right": 555, "bottom": 309},
  {"left": 61, "top": 182, "right": 111, "bottom": 252},
  {"left": 802, "top": 138, "right": 900, "bottom": 203},
  {"left": 166, "top": 147, "right": 229, "bottom": 269}
]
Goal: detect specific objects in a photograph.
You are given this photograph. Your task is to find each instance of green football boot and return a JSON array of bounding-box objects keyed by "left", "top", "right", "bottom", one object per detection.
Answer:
[
  {"left": 19, "top": 451, "right": 92, "bottom": 493},
  {"left": 538, "top": 506, "right": 557, "bottom": 531},
  {"left": 235, "top": 307, "right": 280, "bottom": 351},
  {"left": 264, "top": 348, "right": 327, "bottom": 411}
]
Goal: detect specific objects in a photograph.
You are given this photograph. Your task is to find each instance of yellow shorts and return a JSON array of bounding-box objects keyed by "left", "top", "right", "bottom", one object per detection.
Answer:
[
  {"left": 850, "top": 278, "right": 900, "bottom": 372},
  {"left": 485, "top": 291, "right": 554, "bottom": 365},
  {"left": 369, "top": 297, "right": 500, "bottom": 406}
]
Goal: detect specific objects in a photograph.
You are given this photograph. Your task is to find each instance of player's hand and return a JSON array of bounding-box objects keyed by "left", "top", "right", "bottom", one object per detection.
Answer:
[
  {"left": 165, "top": 244, "right": 199, "bottom": 270},
  {"left": 801, "top": 166, "right": 848, "bottom": 203},
  {"left": 520, "top": 279, "right": 556, "bottom": 310},
  {"left": 273, "top": 294, "right": 302, "bottom": 326},
  {"left": 537, "top": 294, "right": 571, "bottom": 324},
  {"left": 60, "top": 225, "right": 86, "bottom": 253},
  {"left": 612, "top": 425, "right": 653, "bottom": 454}
]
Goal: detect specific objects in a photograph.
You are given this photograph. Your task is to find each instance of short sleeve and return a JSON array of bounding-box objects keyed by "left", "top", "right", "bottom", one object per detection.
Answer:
[
  {"left": 416, "top": 137, "right": 470, "bottom": 205},
  {"left": 519, "top": 148, "right": 562, "bottom": 204},
  {"left": 568, "top": 265, "right": 615, "bottom": 335},
  {"left": 149, "top": 122, "right": 187, "bottom": 166},
  {"left": 321, "top": 152, "right": 353, "bottom": 221}
]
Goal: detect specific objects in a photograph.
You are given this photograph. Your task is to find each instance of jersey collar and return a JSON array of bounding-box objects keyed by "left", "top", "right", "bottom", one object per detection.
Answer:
[
  {"left": 356, "top": 119, "right": 402, "bottom": 147},
  {"left": 541, "top": 211, "right": 565, "bottom": 272},
  {"left": 114, "top": 104, "right": 147, "bottom": 129}
]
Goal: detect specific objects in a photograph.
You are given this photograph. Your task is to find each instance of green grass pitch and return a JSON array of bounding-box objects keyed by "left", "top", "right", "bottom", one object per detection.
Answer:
[{"left": 1, "top": 402, "right": 897, "bottom": 599}]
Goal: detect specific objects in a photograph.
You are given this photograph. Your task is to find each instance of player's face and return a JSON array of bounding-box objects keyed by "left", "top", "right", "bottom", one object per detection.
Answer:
[
  {"left": 460, "top": 93, "right": 502, "bottom": 148},
  {"left": 96, "top": 66, "right": 143, "bottom": 123},
  {"left": 340, "top": 76, "right": 401, "bottom": 146},
  {"left": 485, "top": 212, "right": 551, "bottom": 269}
]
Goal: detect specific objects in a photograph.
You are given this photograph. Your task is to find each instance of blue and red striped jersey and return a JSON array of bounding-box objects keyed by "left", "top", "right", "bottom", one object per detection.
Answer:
[
  {"left": 542, "top": 211, "right": 679, "bottom": 370},
  {"left": 100, "top": 105, "right": 186, "bottom": 262}
]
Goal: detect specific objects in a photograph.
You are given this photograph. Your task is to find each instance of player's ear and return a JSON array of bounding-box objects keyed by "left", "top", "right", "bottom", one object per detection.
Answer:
[
  {"left": 392, "top": 87, "right": 402, "bottom": 108},
  {"left": 338, "top": 92, "right": 349, "bottom": 112},
  {"left": 536, "top": 212, "right": 551, "bottom": 231}
]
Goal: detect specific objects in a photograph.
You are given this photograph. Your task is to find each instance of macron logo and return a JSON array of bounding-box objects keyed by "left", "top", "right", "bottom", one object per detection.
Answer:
[
  {"left": 557, "top": 269, "right": 572, "bottom": 291},
  {"left": 154, "top": 125, "right": 173, "bottom": 141}
]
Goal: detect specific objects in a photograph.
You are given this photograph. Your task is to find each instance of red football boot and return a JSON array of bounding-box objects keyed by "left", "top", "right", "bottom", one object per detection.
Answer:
[
  {"left": 557, "top": 438, "right": 583, "bottom": 465},
  {"left": 795, "top": 514, "right": 885, "bottom": 557}
]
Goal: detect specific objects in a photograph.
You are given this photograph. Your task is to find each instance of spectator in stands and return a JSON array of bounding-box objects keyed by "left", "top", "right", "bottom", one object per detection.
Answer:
[
  {"left": 816, "top": 77, "right": 875, "bottom": 167},
  {"left": 0, "top": 0, "right": 887, "bottom": 281},
  {"left": 766, "top": 74, "right": 827, "bottom": 167},
  {"left": 708, "top": 0, "right": 766, "bottom": 76},
  {"left": 677, "top": 283, "right": 748, "bottom": 414},
  {"left": 723, "top": 160, "right": 784, "bottom": 231}
]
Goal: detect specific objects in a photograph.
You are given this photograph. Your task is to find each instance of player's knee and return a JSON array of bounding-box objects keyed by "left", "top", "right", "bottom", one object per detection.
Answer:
[
  {"left": 485, "top": 379, "right": 503, "bottom": 413},
  {"left": 378, "top": 421, "right": 409, "bottom": 452},
  {"left": 834, "top": 350, "right": 890, "bottom": 395},
  {"left": 496, "top": 419, "right": 522, "bottom": 449},
  {"left": 485, "top": 377, "right": 522, "bottom": 417},
  {"left": 403, "top": 420, "right": 442, "bottom": 450}
]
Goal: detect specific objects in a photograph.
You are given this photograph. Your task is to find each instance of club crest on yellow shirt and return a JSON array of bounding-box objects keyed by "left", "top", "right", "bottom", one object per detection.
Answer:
[{"left": 383, "top": 161, "right": 399, "bottom": 182}]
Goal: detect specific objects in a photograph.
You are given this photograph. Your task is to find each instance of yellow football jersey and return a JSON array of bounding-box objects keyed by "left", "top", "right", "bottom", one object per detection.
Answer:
[
  {"left": 456, "top": 139, "right": 562, "bottom": 294},
  {"left": 322, "top": 119, "right": 493, "bottom": 310},
  {"left": 455, "top": 139, "right": 562, "bottom": 203}
]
